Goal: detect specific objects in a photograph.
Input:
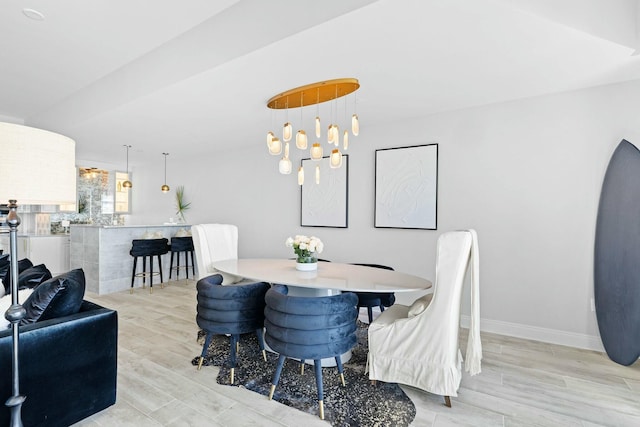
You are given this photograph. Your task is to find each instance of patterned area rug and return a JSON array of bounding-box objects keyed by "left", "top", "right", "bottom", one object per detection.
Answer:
[{"left": 191, "top": 321, "right": 416, "bottom": 426}]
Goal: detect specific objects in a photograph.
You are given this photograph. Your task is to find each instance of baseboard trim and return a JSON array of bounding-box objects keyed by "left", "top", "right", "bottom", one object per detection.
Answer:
[{"left": 460, "top": 315, "right": 605, "bottom": 352}]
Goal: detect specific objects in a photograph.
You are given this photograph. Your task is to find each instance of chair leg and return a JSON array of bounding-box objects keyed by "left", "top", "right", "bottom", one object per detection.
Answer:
[
  {"left": 176, "top": 251, "right": 181, "bottom": 280},
  {"left": 190, "top": 250, "right": 196, "bottom": 277},
  {"left": 269, "top": 355, "right": 286, "bottom": 400},
  {"left": 300, "top": 360, "right": 305, "bottom": 375},
  {"left": 158, "top": 254, "right": 164, "bottom": 286},
  {"left": 149, "top": 256, "right": 154, "bottom": 293},
  {"left": 198, "top": 332, "right": 214, "bottom": 370},
  {"left": 169, "top": 251, "right": 174, "bottom": 280},
  {"left": 229, "top": 334, "right": 239, "bottom": 384},
  {"left": 183, "top": 251, "right": 188, "bottom": 279},
  {"left": 444, "top": 396, "right": 452, "bottom": 408},
  {"left": 142, "top": 256, "right": 147, "bottom": 288},
  {"left": 335, "top": 356, "right": 346, "bottom": 387},
  {"left": 367, "top": 306, "right": 374, "bottom": 323},
  {"left": 313, "top": 359, "right": 325, "bottom": 420},
  {"left": 255, "top": 328, "right": 267, "bottom": 361},
  {"left": 380, "top": 304, "right": 385, "bottom": 313},
  {"left": 130, "top": 257, "right": 137, "bottom": 293}
]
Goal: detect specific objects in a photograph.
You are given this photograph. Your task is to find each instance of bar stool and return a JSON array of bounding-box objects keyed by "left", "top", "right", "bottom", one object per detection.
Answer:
[
  {"left": 169, "top": 236, "right": 195, "bottom": 280},
  {"left": 130, "top": 238, "right": 169, "bottom": 293}
]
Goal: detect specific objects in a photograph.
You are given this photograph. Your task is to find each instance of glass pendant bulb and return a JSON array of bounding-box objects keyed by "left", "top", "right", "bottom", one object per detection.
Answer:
[
  {"left": 268, "top": 137, "right": 282, "bottom": 155},
  {"left": 315, "top": 165, "right": 320, "bottom": 184},
  {"left": 296, "top": 130, "right": 307, "bottom": 149},
  {"left": 283, "top": 122, "right": 292, "bottom": 141},
  {"left": 279, "top": 156, "right": 292, "bottom": 174},
  {"left": 298, "top": 166, "right": 304, "bottom": 185},
  {"left": 330, "top": 149, "right": 342, "bottom": 168},
  {"left": 352, "top": 114, "right": 359, "bottom": 136},
  {"left": 343, "top": 130, "right": 349, "bottom": 150},
  {"left": 311, "top": 143, "right": 323, "bottom": 160},
  {"left": 327, "top": 124, "right": 334, "bottom": 144},
  {"left": 267, "top": 131, "right": 274, "bottom": 146},
  {"left": 315, "top": 116, "right": 321, "bottom": 138},
  {"left": 334, "top": 128, "right": 339, "bottom": 147},
  {"left": 284, "top": 142, "right": 290, "bottom": 158}
]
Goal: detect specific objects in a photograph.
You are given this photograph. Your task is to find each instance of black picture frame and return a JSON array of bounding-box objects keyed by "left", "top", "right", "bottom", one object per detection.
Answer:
[{"left": 375, "top": 144, "right": 438, "bottom": 229}]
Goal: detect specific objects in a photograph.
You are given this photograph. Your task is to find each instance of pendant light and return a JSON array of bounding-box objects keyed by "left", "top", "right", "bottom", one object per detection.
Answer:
[
  {"left": 330, "top": 149, "right": 342, "bottom": 168},
  {"left": 315, "top": 165, "right": 320, "bottom": 184},
  {"left": 295, "top": 93, "right": 307, "bottom": 149},
  {"left": 122, "top": 144, "right": 132, "bottom": 188},
  {"left": 298, "top": 166, "right": 304, "bottom": 185},
  {"left": 161, "top": 152, "right": 170, "bottom": 193},
  {"left": 310, "top": 143, "right": 323, "bottom": 160},
  {"left": 266, "top": 78, "right": 360, "bottom": 183}
]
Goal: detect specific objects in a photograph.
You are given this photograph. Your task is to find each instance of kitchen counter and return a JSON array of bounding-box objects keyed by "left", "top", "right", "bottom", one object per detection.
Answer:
[{"left": 70, "top": 224, "right": 191, "bottom": 294}]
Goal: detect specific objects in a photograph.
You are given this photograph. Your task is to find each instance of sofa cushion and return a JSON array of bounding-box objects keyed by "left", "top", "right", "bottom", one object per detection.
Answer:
[
  {"left": 20, "top": 269, "right": 86, "bottom": 325},
  {"left": 17, "top": 264, "right": 52, "bottom": 290},
  {"left": 2, "top": 258, "right": 34, "bottom": 295}
]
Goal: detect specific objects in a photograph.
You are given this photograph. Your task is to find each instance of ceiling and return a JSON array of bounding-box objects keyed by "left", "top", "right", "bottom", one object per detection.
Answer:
[{"left": 2, "top": 0, "right": 640, "bottom": 166}]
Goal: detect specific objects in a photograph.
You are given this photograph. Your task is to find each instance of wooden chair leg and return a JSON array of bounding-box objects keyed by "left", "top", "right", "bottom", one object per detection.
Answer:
[{"left": 444, "top": 395, "right": 451, "bottom": 408}]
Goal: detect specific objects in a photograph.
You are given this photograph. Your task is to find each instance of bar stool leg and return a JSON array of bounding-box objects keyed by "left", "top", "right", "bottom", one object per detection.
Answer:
[
  {"left": 176, "top": 251, "right": 181, "bottom": 280},
  {"left": 158, "top": 254, "right": 164, "bottom": 285},
  {"left": 190, "top": 250, "right": 195, "bottom": 277},
  {"left": 142, "top": 256, "right": 147, "bottom": 288},
  {"left": 169, "top": 251, "right": 174, "bottom": 280},
  {"left": 130, "top": 256, "right": 138, "bottom": 293}
]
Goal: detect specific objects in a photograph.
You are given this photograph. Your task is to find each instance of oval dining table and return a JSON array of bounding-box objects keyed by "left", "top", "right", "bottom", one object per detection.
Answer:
[
  {"left": 211, "top": 258, "right": 432, "bottom": 296},
  {"left": 211, "top": 258, "right": 432, "bottom": 365}
]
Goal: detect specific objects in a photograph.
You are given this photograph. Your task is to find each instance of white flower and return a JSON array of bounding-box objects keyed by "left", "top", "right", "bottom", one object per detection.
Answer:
[
  {"left": 285, "top": 234, "right": 324, "bottom": 258},
  {"left": 285, "top": 237, "right": 294, "bottom": 247}
]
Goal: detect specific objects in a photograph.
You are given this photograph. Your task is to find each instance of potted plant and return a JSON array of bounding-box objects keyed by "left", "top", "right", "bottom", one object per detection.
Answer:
[{"left": 175, "top": 185, "right": 191, "bottom": 223}]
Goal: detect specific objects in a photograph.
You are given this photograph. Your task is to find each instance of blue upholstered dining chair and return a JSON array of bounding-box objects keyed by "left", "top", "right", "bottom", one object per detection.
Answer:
[
  {"left": 351, "top": 263, "right": 396, "bottom": 323},
  {"left": 196, "top": 274, "right": 270, "bottom": 384},
  {"left": 264, "top": 284, "right": 358, "bottom": 420}
]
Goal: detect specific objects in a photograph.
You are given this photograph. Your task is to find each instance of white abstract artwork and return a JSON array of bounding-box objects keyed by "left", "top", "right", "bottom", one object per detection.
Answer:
[
  {"left": 301, "top": 156, "right": 348, "bottom": 228},
  {"left": 375, "top": 144, "right": 438, "bottom": 229}
]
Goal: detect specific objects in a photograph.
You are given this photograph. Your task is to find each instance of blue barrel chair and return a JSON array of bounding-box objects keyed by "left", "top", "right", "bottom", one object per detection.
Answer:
[
  {"left": 264, "top": 284, "right": 358, "bottom": 420},
  {"left": 196, "top": 274, "right": 270, "bottom": 384}
]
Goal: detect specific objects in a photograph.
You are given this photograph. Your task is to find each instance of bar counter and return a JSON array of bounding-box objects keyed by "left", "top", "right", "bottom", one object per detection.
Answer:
[{"left": 70, "top": 224, "right": 191, "bottom": 294}]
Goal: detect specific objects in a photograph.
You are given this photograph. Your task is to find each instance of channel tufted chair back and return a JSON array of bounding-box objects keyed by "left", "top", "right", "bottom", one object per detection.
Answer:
[
  {"left": 264, "top": 284, "right": 358, "bottom": 419},
  {"left": 196, "top": 274, "right": 270, "bottom": 384}
]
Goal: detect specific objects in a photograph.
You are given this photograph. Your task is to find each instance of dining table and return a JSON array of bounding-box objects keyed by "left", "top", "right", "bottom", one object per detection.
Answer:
[
  {"left": 211, "top": 258, "right": 432, "bottom": 296},
  {"left": 212, "top": 258, "right": 432, "bottom": 365}
]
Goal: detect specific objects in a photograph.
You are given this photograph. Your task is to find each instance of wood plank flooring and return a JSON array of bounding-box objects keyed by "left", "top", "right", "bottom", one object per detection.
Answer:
[{"left": 74, "top": 280, "right": 640, "bottom": 426}]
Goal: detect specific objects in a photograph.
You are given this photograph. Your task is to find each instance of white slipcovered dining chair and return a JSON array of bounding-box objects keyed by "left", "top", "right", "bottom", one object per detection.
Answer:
[
  {"left": 366, "top": 230, "right": 481, "bottom": 407},
  {"left": 191, "top": 224, "right": 243, "bottom": 284}
]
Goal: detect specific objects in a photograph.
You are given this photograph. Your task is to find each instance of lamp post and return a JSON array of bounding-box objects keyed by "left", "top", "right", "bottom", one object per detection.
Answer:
[{"left": 0, "top": 122, "right": 76, "bottom": 426}]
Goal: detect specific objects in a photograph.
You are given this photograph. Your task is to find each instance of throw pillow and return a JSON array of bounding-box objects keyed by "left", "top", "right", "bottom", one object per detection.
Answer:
[
  {"left": 18, "top": 264, "right": 52, "bottom": 290},
  {"left": 2, "top": 258, "right": 34, "bottom": 295},
  {"left": 20, "top": 269, "right": 86, "bottom": 325},
  {"left": 408, "top": 293, "right": 434, "bottom": 317},
  {"left": 0, "top": 288, "right": 35, "bottom": 329}
]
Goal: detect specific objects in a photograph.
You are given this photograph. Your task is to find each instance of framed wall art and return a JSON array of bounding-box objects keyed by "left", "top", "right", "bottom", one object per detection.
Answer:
[
  {"left": 301, "top": 155, "right": 349, "bottom": 228},
  {"left": 375, "top": 144, "right": 438, "bottom": 229}
]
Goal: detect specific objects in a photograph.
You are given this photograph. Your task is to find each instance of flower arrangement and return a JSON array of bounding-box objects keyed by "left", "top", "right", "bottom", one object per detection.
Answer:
[{"left": 285, "top": 235, "right": 324, "bottom": 263}]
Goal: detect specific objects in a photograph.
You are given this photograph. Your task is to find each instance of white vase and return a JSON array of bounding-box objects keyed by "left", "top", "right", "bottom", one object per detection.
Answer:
[{"left": 296, "top": 261, "right": 318, "bottom": 271}]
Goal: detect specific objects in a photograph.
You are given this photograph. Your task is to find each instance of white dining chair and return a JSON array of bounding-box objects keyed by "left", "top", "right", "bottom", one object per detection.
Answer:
[
  {"left": 366, "top": 229, "right": 481, "bottom": 407},
  {"left": 191, "top": 223, "right": 243, "bottom": 284}
]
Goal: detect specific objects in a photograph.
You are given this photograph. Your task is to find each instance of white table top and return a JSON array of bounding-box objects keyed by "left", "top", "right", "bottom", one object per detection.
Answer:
[{"left": 212, "top": 258, "right": 432, "bottom": 293}]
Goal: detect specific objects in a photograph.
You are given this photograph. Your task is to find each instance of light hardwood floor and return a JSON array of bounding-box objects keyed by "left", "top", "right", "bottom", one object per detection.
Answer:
[{"left": 75, "top": 279, "right": 640, "bottom": 427}]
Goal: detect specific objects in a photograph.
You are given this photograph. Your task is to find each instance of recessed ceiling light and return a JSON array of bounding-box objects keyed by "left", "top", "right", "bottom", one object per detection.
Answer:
[{"left": 22, "top": 8, "right": 45, "bottom": 21}]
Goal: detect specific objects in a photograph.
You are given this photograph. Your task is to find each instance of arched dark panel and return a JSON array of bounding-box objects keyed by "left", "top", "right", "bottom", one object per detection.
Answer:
[{"left": 594, "top": 139, "right": 640, "bottom": 366}]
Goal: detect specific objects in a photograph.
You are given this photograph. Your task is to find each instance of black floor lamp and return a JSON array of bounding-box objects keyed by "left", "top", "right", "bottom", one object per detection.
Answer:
[{"left": 0, "top": 122, "right": 76, "bottom": 427}]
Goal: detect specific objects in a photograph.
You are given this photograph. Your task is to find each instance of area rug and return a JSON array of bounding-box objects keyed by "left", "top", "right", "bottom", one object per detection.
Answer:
[{"left": 191, "top": 321, "right": 416, "bottom": 426}]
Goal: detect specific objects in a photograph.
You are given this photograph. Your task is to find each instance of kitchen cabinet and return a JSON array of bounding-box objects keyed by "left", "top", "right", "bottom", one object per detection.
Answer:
[{"left": 0, "top": 235, "right": 70, "bottom": 276}]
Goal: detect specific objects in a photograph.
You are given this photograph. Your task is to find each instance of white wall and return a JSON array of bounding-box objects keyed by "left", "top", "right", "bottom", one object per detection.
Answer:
[{"left": 125, "top": 78, "right": 640, "bottom": 350}]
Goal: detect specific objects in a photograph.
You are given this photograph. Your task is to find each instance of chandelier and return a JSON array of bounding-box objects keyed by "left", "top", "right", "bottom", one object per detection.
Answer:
[{"left": 266, "top": 78, "right": 360, "bottom": 185}]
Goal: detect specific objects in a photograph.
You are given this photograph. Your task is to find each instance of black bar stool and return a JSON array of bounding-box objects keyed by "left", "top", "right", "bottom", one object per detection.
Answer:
[
  {"left": 130, "top": 238, "right": 169, "bottom": 293},
  {"left": 169, "top": 236, "right": 195, "bottom": 280}
]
